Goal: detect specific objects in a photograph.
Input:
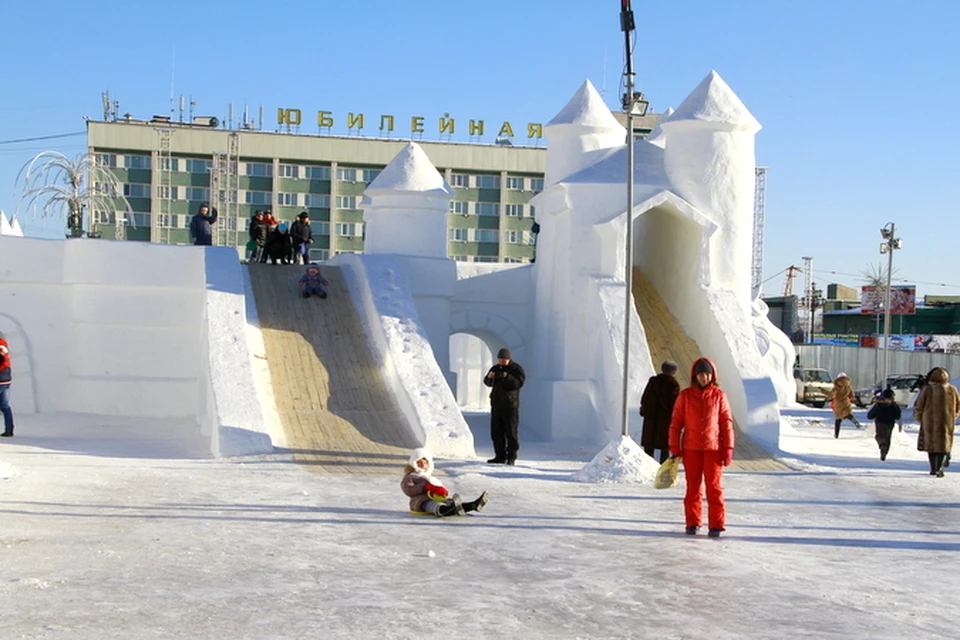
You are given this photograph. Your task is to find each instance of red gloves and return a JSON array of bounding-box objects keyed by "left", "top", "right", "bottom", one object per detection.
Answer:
[
  {"left": 720, "top": 448, "right": 734, "bottom": 467},
  {"left": 425, "top": 483, "right": 448, "bottom": 501}
]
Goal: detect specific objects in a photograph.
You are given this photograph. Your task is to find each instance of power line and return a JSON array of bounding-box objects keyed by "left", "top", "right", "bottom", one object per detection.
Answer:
[
  {"left": 812, "top": 268, "right": 960, "bottom": 291},
  {"left": 0, "top": 132, "right": 85, "bottom": 145}
]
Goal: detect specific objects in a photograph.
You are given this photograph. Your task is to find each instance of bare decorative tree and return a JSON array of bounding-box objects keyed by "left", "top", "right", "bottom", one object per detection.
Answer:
[{"left": 16, "top": 151, "right": 134, "bottom": 240}]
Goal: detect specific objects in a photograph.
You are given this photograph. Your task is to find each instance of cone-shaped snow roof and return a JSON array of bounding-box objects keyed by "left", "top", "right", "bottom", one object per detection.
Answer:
[
  {"left": 0, "top": 211, "right": 12, "bottom": 236},
  {"left": 661, "top": 71, "right": 760, "bottom": 132},
  {"left": 546, "top": 80, "right": 625, "bottom": 132},
  {"left": 9, "top": 216, "right": 23, "bottom": 236},
  {"left": 365, "top": 142, "right": 451, "bottom": 195}
]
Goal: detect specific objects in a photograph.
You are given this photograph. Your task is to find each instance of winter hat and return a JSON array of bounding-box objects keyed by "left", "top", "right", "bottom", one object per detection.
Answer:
[
  {"left": 836, "top": 372, "right": 848, "bottom": 380},
  {"left": 408, "top": 447, "right": 433, "bottom": 475},
  {"left": 298, "top": 211, "right": 309, "bottom": 219},
  {"left": 278, "top": 222, "right": 288, "bottom": 232},
  {"left": 693, "top": 359, "right": 714, "bottom": 376},
  {"left": 497, "top": 348, "right": 512, "bottom": 360},
  {"left": 661, "top": 361, "right": 678, "bottom": 375},
  {"left": 306, "top": 265, "right": 319, "bottom": 274}
]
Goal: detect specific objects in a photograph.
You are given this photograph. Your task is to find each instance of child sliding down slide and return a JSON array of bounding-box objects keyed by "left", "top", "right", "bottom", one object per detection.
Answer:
[{"left": 400, "top": 448, "right": 489, "bottom": 517}]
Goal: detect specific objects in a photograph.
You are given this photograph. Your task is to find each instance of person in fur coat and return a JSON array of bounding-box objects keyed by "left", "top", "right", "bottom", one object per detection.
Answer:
[
  {"left": 668, "top": 358, "right": 734, "bottom": 538},
  {"left": 400, "top": 448, "right": 489, "bottom": 517},
  {"left": 640, "top": 360, "right": 681, "bottom": 463},
  {"left": 912, "top": 367, "right": 959, "bottom": 477},
  {"left": 829, "top": 373, "right": 862, "bottom": 437}
]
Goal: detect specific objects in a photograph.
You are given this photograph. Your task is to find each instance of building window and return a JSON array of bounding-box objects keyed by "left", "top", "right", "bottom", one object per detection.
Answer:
[
  {"left": 452, "top": 255, "right": 468, "bottom": 262},
  {"left": 93, "top": 210, "right": 116, "bottom": 224},
  {"left": 279, "top": 164, "right": 299, "bottom": 178},
  {"left": 530, "top": 178, "right": 544, "bottom": 192},
  {"left": 132, "top": 213, "right": 151, "bottom": 227},
  {"left": 246, "top": 162, "right": 273, "bottom": 177},
  {"left": 124, "top": 155, "right": 151, "bottom": 170},
  {"left": 335, "top": 222, "right": 363, "bottom": 237},
  {"left": 336, "top": 195, "right": 357, "bottom": 209},
  {"left": 185, "top": 187, "right": 210, "bottom": 201},
  {"left": 186, "top": 159, "right": 211, "bottom": 174},
  {"left": 506, "top": 176, "right": 524, "bottom": 190},
  {"left": 529, "top": 205, "right": 536, "bottom": 218},
  {"left": 158, "top": 157, "right": 179, "bottom": 172},
  {"left": 315, "top": 222, "right": 330, "bottom": 235},
  {"left": 245, "top": 191, "right": 272, "bottom": 205},
  {"left": 304, "top": 194, "right": 330, "bottom": 208},
  {"left": 504, "top": 204, "right": 523, "bottom": 217},
  {"left": 449, "top": 201, "right": 469, "bottom": 215},
  {"left": 504, "top": 257, "right": 524, "bottom": 264},
  {"left": 122, "top": 183, "right": 151, "bottom": 198},
  {"left": 313, "top": 249, "right": 330, "bottom": 261},
  {"left": 305, "top": 166, "right": 330, "bottom": 180},
  {"left": 473, "top": 256, "right": 498, "bottom": 263},
  {"left": 362, "top": 169, "right": 381, "bottom": 183},
  {"left": 449, "top": 228, "right": 468, "bottom": 242},
  {"left": 475, "top": 203, "right": 499, "bottom": 217},
  {"left": 473, "top": 229, "right": 498, "bottom": 243},
  {"left": 94, "top": 182, "right": 118, "bottom": 197},
  {"left": 279, "top": 193, "right": 298, "bottom": 206},
  {"left": 336, "top": 167, "right": 357, "bottom": 181},
  {"left": 97, "top": 154, "right": 117, "bottom": 168},
  {"left": 158, "top": 185, "right": 178, "bottom": 199},
  {"left": 450, "top": 173, "right": 469, "bottom": 188},
  {"left": 504, "top": 230, "right": 524, "bottom": 244},
  {"left": 475, "top": 175, "right": 500, "bottom": 189}
]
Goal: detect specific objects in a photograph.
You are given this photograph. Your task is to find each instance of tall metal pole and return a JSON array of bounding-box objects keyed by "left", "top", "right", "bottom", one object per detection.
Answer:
[
  {"left": 881, "top": 223, "right": 896, "bottom": 390},
  {"left": 619, "top": 0, "right": 636, "bottom": 437}
]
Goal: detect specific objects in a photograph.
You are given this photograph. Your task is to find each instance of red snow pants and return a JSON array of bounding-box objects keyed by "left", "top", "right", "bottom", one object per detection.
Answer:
[{"left": 682, "top": 450, "right": 726, "bottom": 530}]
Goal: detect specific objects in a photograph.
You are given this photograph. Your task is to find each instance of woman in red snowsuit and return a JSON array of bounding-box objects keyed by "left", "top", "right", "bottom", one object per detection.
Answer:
[{"left": 668, "top": 357, "right": 734, "bottom": 537}]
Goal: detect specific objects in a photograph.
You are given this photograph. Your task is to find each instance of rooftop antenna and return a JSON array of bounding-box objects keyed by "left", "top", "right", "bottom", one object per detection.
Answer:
[
  {"left": 243, "top": 104, "right": 249, "bottom": 129},
  {"left": 228, "top": 103, "right": 234, "bottom": 130},
  {"left": 179, "top": 95, "right": 185, "bottom": 122},
  {"left": 189, "top": 96, "right": 195, "bottom": 121},
  {"left": 258, "top": 105, "right": 263, "bottom": 130},
  {"left": 169, "top": 46, "right": 176, "bottom": 118},
  {"left": 101, "top": 91, "right": 111, "bottom": 121}
]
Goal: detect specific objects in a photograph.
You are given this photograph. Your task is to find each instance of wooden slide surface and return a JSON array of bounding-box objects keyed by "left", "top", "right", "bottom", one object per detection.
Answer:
[
  {"left": 248, "top": 264, "right": 418, "bottom": 476},
  {"left": 632, "top": 269, "right": 786, "bottom": 471}
]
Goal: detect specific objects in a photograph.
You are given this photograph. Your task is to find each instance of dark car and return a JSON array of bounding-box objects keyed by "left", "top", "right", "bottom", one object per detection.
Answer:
[{"left": 854, "top": 374, "right": 926, "bottom": 407}]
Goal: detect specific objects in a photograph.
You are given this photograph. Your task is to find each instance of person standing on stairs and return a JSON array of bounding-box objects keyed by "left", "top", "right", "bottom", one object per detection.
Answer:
[{"left": 640, "top": 360, "right": 680, "bottom": 463}]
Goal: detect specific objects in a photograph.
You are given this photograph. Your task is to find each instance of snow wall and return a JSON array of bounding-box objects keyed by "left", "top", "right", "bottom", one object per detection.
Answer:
[{"left": 0, "top": 234, "right": 269, "bottom": 457}]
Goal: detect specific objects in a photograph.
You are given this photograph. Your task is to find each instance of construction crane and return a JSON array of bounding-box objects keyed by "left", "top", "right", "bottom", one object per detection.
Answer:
[
  {"left": 783, "top": 265, "right": 801, "bottom": 296},
  {"left": 751, "top": 167, "right": 768, "bottom": 298}
]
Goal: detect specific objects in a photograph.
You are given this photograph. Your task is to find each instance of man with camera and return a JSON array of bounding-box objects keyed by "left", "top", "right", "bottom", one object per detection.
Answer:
[{"left": 483, "top": 348, "right": 525, "bottom": 465}]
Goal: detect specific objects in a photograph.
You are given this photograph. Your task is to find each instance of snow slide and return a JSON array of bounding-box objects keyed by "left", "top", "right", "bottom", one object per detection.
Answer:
[{"left": 632, "top": 268, "right": 785, "bottom": 471}]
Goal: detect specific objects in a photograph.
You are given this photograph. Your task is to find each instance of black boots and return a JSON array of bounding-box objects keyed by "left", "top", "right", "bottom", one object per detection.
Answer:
[
  {"left": 435, "top": 494, "right": 465, "bottom": 517},
  {"left": 462, "top": 491, "right": 489, "bottom": 513}
]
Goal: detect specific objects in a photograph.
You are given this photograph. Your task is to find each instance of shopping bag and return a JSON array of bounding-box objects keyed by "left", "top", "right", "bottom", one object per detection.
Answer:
[{"left": 653, "top": 455, "right": 681, "bottom": 489}]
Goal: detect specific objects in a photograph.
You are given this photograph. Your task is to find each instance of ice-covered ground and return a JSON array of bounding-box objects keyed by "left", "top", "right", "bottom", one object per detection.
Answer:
[{"left": 1, "top": 406, "right": 956, "bottom": 639}]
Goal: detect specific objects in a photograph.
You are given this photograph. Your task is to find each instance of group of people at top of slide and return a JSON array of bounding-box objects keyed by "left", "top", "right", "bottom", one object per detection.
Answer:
[{"left": 187, "top": 204, "right": 316, "bottom": 268}]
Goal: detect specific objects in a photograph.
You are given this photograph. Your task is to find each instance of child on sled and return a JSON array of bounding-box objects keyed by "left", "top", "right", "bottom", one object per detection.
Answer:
[
  {"left": 400, "top": 447, "right": 489, "bottom": 517},
  {"left": 298, "top": 264, "right": 330, "bottom": 299}
]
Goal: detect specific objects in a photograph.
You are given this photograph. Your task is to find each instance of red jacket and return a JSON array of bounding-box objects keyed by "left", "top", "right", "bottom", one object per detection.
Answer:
[
  {"left": 0, "top": 336, "right": 11, "bottom": 385},
  {"left": 668, "top": 358, "right": 734, "bottom": 453}
]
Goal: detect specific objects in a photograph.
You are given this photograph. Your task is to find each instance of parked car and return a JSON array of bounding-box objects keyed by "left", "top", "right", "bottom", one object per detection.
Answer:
[
  {"left": 794, "top": 367, "right": 832, "bottom": 408},
  {"left": 854, "top": 374, "right": 926, "bottom": 408}
]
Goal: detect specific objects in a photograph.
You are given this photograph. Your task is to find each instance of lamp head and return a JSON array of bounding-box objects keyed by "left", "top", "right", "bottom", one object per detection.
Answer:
[{"left": 880, "top": 243, "right": 889, "bottom": 254}]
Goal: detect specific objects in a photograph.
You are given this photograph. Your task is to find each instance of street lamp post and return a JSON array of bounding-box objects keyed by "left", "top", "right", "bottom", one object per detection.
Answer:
[
  {"left": 619, "top": 0, "right": 649, "bottom": 438},
  {"left": 879, "top": 222, "right": 902, "bottom": 390}
]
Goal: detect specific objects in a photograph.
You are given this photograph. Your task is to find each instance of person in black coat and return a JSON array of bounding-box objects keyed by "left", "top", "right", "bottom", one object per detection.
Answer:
[
  {"left": 640, "top": 361, "right": 681, "bottom": 463},
  {"left": 248, "top": 211, "right": 267, "bottom": 262},
  {"left": 262, "top": 224, "right": 292, "bottom": 264},
  {"left": 289, "top": 211, "right": 314, "bottom": 265},
  {"left": 189, "top": 203, "right": 218, "bottom": 246},
  {"left": 483, "top": 348, "right": 525, "bottom": 465},
  {"left": 867, "top": 388, "right": 902, "bottom": 461}
]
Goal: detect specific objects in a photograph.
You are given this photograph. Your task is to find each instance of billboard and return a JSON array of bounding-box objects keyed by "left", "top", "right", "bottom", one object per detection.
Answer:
[{"left": 860, "top": 285, "right": 916, "bottom": 314}]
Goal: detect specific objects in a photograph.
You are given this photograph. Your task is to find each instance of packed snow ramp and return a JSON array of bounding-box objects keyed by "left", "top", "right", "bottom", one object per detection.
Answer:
[
  {"left": 248, "top": 264, "right": 418, "bottom": 475},
  {"left": 632, "top": 268, "right": 786, "bottom": 471}
]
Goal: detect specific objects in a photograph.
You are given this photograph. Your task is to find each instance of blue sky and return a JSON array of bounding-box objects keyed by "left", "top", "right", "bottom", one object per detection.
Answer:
[{"left": 1, "top": 0, "right": 958, "bottom": 298}]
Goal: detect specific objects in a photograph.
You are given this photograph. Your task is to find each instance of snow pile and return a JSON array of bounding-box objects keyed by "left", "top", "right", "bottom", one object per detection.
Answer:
[
  {"left": 571, "top": 435, "right": 660, "bottom": 484},
  {"left": 0, "top": 460, "right": 20, "bottom": 480}
]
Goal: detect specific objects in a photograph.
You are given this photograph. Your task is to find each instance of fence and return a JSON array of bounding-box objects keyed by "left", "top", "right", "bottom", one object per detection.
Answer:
[{"left": 795, "top": 344, "right": 960, "bottom": 389}]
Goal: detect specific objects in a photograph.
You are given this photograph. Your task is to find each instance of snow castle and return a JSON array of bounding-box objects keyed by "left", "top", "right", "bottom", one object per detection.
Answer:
[{"left": 0, "top": 71, "right": 795, "bottom": 458}]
